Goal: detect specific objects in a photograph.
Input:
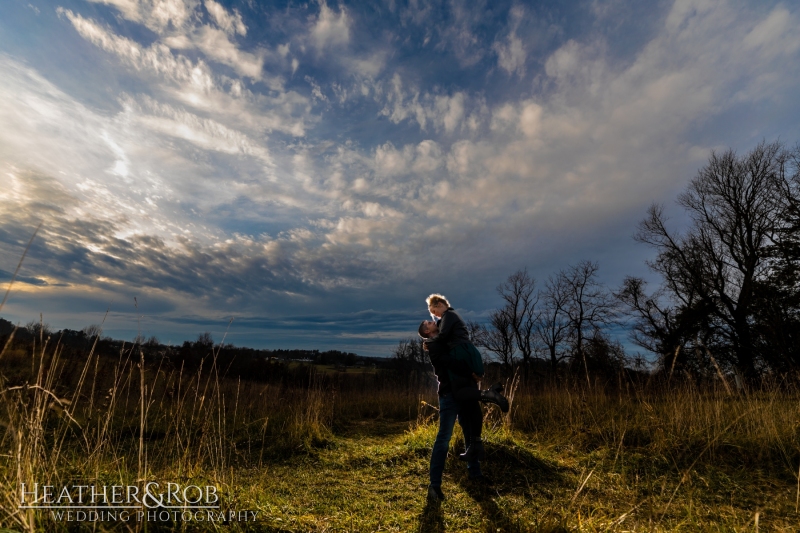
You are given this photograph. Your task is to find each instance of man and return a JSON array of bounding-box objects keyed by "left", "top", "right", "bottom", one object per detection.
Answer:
[{"left": 421, "top": 294, "right": 509, "bottom": 502}]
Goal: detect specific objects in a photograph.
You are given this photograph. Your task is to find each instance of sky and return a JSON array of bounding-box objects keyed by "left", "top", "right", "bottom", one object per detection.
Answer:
[{"left": 1, "top": 0, "right": 799, "bottom": 357}]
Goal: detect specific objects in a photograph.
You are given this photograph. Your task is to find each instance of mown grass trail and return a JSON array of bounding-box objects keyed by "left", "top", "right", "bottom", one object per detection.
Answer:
[{"left": 234, "top": 418, "right": 797, "bottom": 532}]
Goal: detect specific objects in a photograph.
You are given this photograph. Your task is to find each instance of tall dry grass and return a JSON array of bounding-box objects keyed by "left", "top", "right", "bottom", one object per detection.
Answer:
[
  {"left": 505, "top": 376, "right": 800, "bottom": 476},
  {"left": 3, "top": 330, "right": 800, "bottom": 530},
  {"left": 0, "top": 330, "right": 429, "bottom": 531}
]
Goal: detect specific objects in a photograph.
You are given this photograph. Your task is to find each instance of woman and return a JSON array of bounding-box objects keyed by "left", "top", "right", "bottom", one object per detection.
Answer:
[{"left": 422, "top": 293, "right": 508, "bottom": 501}]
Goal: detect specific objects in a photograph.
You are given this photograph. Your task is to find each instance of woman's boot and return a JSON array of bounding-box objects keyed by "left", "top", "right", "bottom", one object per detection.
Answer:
[{"left": 480, "top": 386, "right": 509, "bottom": 412}]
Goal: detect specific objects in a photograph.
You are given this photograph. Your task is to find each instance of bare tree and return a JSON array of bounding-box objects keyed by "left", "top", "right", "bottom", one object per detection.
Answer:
[
  {"left": 615, "top": 277, "right": 678, "bottom": 366},
  {"left": 583, "top": 329, "right": 629, "bottom": 378},
  {"left": 465, "top": 320, "right": 482, "bottom": 343},
  {"left": 536, "top": 273, "right": 572, "bottom": 373},
  {"left": 81, "top": 324, "right": 103, "bottom": 339},
  {"left": 636, "top": 141, "right": 790, "bottom": 379},
  {"left": 24, "top": 319, "right": 51, "bottom": 339},
  {"left": 496, "top": 269, "right": 539, "bottom": 382},
  {"left": 196, "top": 331, "right": 214, "bottom": 348},
  {"left": 559, "top": 260, "right": 617, "bottom": 387},
  {"left": 615, "top": 276, "right": 714, "bottom": 378},
  {"left": 392, "top": 338, "right": 427, "bottom": 388},
  {"left": 751, "top": 144, "right": 800, "bottom": 371},
  {"left": 471, "top": 309, "right": 517, "bottom": 371}
]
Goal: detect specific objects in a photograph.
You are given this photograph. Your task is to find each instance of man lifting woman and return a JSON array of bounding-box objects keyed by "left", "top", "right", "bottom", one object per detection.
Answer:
[{"left": 419, "top": 293, "right": 509, "bottom": 502}]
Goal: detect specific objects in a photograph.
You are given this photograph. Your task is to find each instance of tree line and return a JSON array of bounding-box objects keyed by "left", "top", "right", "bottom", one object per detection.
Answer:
[
  {"left": 0, "top": 318, "right": 384, "bottom": 386},
  {"left": 419, "top": 141, "right": 800, "bottom": 385}
]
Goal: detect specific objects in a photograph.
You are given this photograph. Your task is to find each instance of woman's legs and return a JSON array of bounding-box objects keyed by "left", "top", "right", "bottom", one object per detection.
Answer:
[
  {"left": 463, "top": 399, "right": 483, "bottom": 440},
  {"left": 451, "top": 373, "right": 510, "bottom": 413},
  {"left": 456, "top": 401, "right": 484, "bottom": 476},
  {"left": 451, "top": 379, "right": 482, "bottom": 443},
  {"left": 451, "top": 379, "right": 485, "bottom": 464},
  {"left": 457, "top": 399, "right": 485, "bottom": 462}
]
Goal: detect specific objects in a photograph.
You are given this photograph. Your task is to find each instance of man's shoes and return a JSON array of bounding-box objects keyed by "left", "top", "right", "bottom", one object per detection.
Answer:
[
  {"left": 480, "top": 386, "right": 510, "bottom": 413},
  {"left": 458, "top": 439, "right": 486, "bottom": 462},
  {"left": 427, "top": 485, "right": 445, "bottom": 502}
]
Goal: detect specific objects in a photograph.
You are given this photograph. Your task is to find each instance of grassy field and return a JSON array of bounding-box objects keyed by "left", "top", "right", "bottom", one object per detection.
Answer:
[{"left": 1, "top": 336, "right": 800, "bottom": 532}]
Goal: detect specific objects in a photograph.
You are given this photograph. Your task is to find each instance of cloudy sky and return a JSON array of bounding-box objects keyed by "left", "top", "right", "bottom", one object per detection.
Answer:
[{"left": 1, "top": 0, "right": 799, "bottom": 356}]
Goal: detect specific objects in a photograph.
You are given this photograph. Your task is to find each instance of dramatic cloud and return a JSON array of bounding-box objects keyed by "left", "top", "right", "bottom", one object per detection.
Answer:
[{"left": 0, "top": 0, "right": 798, "bottom": 355}]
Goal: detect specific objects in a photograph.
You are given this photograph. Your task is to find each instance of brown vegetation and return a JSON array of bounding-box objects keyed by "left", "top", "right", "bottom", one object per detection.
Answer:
[{"left": 1, "top": 328, "right": 799, "bottom": 531}]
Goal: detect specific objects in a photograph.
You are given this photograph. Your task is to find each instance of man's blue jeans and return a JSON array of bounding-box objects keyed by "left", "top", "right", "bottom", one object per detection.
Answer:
[{"left": 429, "top": 392, "right": 481, "bottom": 487}]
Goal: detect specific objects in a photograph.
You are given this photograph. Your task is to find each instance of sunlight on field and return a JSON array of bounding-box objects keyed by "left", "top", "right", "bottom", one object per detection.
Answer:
[{"left": 1, "top": 333, "right": 799, "bottom": 532}]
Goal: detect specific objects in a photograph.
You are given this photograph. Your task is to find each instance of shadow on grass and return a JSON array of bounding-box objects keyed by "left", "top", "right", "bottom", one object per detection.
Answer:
[
  {"left": 481, "top": 442, "right": 571, "bottom": 487},
  {"left": 416, "top": 498, "right": 445, "bottom": 533},
  {"left": 454, "top": 443, "right": 572, "bottom": 533}
]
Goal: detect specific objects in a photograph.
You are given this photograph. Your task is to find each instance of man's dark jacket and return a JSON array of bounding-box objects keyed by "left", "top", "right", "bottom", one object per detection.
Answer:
[{"left": 423, "top": 308, "right": 473, "bottom": 396}]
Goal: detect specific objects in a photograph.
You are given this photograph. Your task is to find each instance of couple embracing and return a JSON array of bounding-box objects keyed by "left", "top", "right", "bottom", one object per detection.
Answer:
[{"left": 418, "top": 294, "right": 510, "bottom": 502}]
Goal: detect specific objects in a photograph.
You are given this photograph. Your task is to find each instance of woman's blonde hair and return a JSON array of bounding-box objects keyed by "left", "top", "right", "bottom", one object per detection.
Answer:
[{"left": 426, "top": 293, "right": 450, "bottom": 308}]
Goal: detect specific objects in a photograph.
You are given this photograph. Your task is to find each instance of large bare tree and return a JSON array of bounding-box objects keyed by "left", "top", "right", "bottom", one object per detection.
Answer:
[{"left": 636, "top": 141, "right": 790, "bottom": 379}]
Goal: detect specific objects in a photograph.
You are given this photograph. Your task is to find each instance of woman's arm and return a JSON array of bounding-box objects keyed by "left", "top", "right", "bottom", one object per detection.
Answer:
[
  {"left": 436, "top": 309, "right": 460, "bottom": 341},
  {"left": 437, "top": 309, "right": 471, "bottom": 346}
]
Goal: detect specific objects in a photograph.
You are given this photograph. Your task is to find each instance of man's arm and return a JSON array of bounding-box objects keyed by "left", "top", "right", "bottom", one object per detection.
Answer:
[
  {"left": 423, "top": 336, "right": 448, "bottom": 364},
  {"left": 425, "top": 336, "right": 472, "bottom": 376}
]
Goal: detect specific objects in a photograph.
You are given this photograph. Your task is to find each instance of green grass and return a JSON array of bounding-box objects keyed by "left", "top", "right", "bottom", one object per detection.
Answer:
[
  {"left": 2, "top": 336, "right": 800, "bottom": 531},
  {"left": 117, "top": 413, "right": 791, "bottom": 533},
  {"left": 2, "top": 401, "right": 799, "bottom": 531},
  {"left": 222, "top": 419, "right": 796, "bottom": 532}
]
